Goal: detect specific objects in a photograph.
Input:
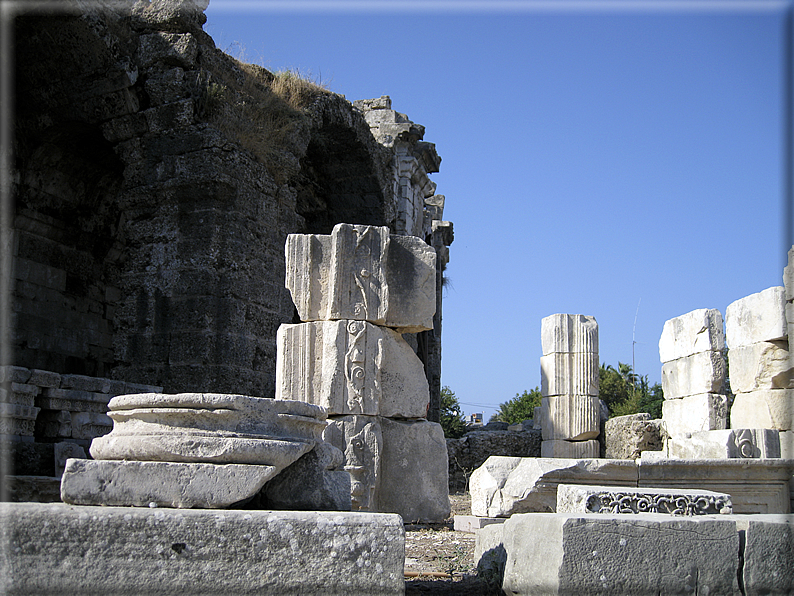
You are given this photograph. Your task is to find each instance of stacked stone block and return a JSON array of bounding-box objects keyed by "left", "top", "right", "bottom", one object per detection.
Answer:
[
  {"left": 659, "top": 309, "right": 728, "bottom": 439},
  {"left": 539, "top": 314, "right": 600, "bottom": 458},
  {"left": 726, "top": 283, "right": 793, "bottom": 450},
  {"left": 277, "top": 223, "right": 450, "bottom": 522}
]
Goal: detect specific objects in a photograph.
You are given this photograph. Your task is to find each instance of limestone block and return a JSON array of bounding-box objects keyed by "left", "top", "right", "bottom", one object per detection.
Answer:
[
  {"left": 661, "top": 351, "right": 726, "bottom": 398},
  {"left": 540, "top": 439, "right": 599, "bottom": 458},
  {"left": 489, "top": 513, "right": 739, "bottom": 595},
  {"left": 0, "top": 403, "right": 40, "bottom": 436},
  {"left": 604, "top": 413, "right": 665, "bottom": 460},
  {"left": 0, "top": 365, "right": 31, "bottom": 384},
  {"left": 36, "top": 387, "right": 111, "bottom": 413},
  {"left": 727, "top": 341, "right": 793, "bottom": 393},
  {"left": 556, "top": 484, "right": 732, "bottom": 515},
  {"left": 138, "top": 32, "right": 199, "bottom": 70},
  {"left": 27, "top": 369, "right": 61, "bottom": 388},
  {"left": 540, "top": 395, "right": 600, "bottom": 440},
  {"left": 742, "top": 515, "right": 794, "bottom": 596},
  {"left": 378, "top": 418, "right": 450, "bottom": 523},
  {"left": 90, "top": 394, "right": 325, "bottom": 469},
  {"left": 658, "top": 308, "right": 725, "bottom": 363},
  {"left": 60, "top": 458, "right": 278, "bottom": 508},
  {"left": 785, "top": 245, "right": 794, "bottom": 301},
  {"left": 729, "top": 389, "right": 794, "bottom": 430},
  {"left": 540, "top": 353, "right": 599, "bottom": 397},
  {"left": 323, "top": 415, "right": 382, "bottom": 512},
  {"left": 1, "top": 382, "right": 39, "bottom": 406},
  {"left": 637, "top": 457, "right": 794, "bottom": 513},
  {"left": 454, "top": 515, "right": 505, "bottom": 533},
  {"left": 540, "top": 313, "right": 598, "bottom": 355},
  {"left": 54, "top": 442, "right": 86, "bottom": 476},
  {"left": 661, "top": 393, "right": 727, "bottom": 437},
  {"left": 261, "top": 443, "right": 352, "bottom": 511},
  {"left": 276, "top": 321, "right": 429, "bottom": 418},
  {"left": 726, "top": 286, "right": 787, "bottom": 348},
  {"left": 469, "top": 456, "right": 638, "bottom": 517},
  {"left": 285, "top": 223, "right": 436, "bottom": 332},
  {"left": 667, "top": 429, "right": 781, "bottom": 459},
  {"left": 2, "top": 503, "right": 405, "bottom": 595},
  {"left": 781, "top": 430, "right": 794, "bottom": 458}
]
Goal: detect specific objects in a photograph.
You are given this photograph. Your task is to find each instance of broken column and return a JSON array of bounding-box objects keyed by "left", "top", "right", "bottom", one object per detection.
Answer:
[
  {"left": 539, "top": 314, "right": 600, "bottom": 458},
  {"left": 726, "top": 284, "right": 792, "bottom": 449},
  {"left": 658, "top": 309, "right": 728, "bottom": 441},
  {"left": 277, "top": 223, "right": 450, "bottom": 522}
]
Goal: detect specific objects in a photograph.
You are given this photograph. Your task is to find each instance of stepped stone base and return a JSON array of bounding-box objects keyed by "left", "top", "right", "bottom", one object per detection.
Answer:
[{"left": 1, "top": 503, "right": 405, "bottom": 596}]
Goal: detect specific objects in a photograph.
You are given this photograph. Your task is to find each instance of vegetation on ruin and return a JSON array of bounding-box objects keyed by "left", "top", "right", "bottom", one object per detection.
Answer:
[
  {"left": 492, "top": 388, "right": 542, "bottom": 424},
  {"left": 599, "top": 362, "right": 664, "bottom": 418},
  {"left": 440, "top": 386, "right": 469, "bottom": 439},
  {"left": 195, "top": 51, "right": 332, "bottom": 179}
]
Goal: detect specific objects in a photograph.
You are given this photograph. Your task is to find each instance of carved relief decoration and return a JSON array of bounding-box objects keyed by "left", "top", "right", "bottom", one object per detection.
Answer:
[{"left": 585, "top": 491, "right": 732, "bottom": 515}]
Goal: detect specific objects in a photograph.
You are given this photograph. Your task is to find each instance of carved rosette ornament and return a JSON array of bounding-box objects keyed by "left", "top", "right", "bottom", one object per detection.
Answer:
[{"left": 585, "top": 491, "right": 732, "bottom": 515}]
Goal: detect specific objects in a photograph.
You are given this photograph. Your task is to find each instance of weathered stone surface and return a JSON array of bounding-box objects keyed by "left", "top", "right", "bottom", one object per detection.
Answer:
[
  {"left": 661, "top": 393, "right": 728, "bottom": 437},
  {"left": 35, "top": 409, "right": 71, "bottom": 439},
  {"left": 781, "top": 430, "right": 794, "bottom": 458},
  {"left": 379, "top": 418, "right": 450, "bottom": 522},
  {"left": 540, "top": 353, "right": 599, "bottom": 397},
  {"left": 658, "top": 308, "right": 725, "bottom": 363},
  {"left": 285, "top": 224, "right": 436, "bottom": 332},
  {"left": 446, "top": 429, "right": 541, "bottom": 493},
  {"left": 556, "top": 484, "right": 732, "bottom": 515},
  {"left": 4, "top": 476, "right": 62, "bottom": 503},
  {"left": 540, "top": 439, "right": 599, "bottom": 459},
  {"left": 261, "top": 442, "right": 351, "bottom": 511},
  {"left": 138, "top": 32, "right": 199, "bottom": 70},
  {"left": 666, "top": 428, "right": 781, "bottom": 459},
  {"left": 0, "top": 403, "right": 39, "bottom": 436},
  {"left": 60, "top": 458, "right": 278, "bottom": 508},
  {"left": 741, "top": 515, "right": 794, "bottom": 596},
  {"left": 661, "top": 351, "right": 726, "bottom": 398},
  {"left": 730, "top": 388, "right": 794, "bottom": 431},
  {"left": 276, "top": 320, "right": 429, "bottom": 418},
  {"left": 728, "top": 341, "right": 793, "bottom": 393},
  {"left": 540, "top": 395, "right": 600, "bottom": 441},
  {"left": 637, "top": 456, "right": 794, "bottom": 514},
  {"left": 454, "top": 515, "right": 505, "bottom": 533},
  {"left": 726, "top": 286, "right": 788, "bottom": 348},
  {"left": 486, "top": 513, "right": 740, "bottom": 596},
  {"left": 540, "top": 314, "right": 598, "bottom": 355},
  {"left": 54, "top": 442, "right": 86, "bottom": 476},
  {"left": 785, "top": 245, "right": 794, "bottom": 301},
  {"left": 323, "top": 415, "right": 382, "bottom": 512},
  {"left": 469, "top": 456, "right": 638, "bottom": 517},
  {"left": 604, "top": 413, "right": 665, "bottom": 459},
  {"left": 70, "top": 411, "right": 112, "bottom": 440},
  {"left": 2, "top": 503, "right": 405, "bottom": 595},
  {"left": 90, "top": 393, "right": 325, "bottom": 468}
]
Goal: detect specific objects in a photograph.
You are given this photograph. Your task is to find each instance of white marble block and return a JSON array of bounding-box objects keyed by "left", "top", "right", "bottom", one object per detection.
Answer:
[
  {"left": 556, "top": 484, "right": 732, "bottom": 515},
  {"left": 540, "top": 439, "right": 600, "bottom": 459},
  {"left": 322, "top": 415, "right": 382, "bottom": 512},
  {"left": 541, "top": 314, "right": 598, "bottom": 356},
  {"left": 276, "top": 320, "right": 429, "bottom": 418},
  {"left": 784, "top": 245, "right": 794, "bottom": 301},
  {"left": 658, "top": 308, "right": 725, "bottom": 363},
  {"left": 540, "top": 353, "right": 599, "bottom": 397},
  {"left": 666, "top": 428, "right": 781, "bottom": 459},
  {"left": 661, "top": 351, "right": 726, "bottom": 399},
  {"left": 725, "top": 286, "right": 787, "bottom": 348},
  {"left": 285, "top": 223, "right": 436, "bottom": 332},
  {"left": 540, "top": 395, "right": 600, "bottom": 441},
  {"left": 727, "top": 341, "right": 793, "bottom": 393},
  {"left": 730, "top": 389, "right": 794, "bottom": 431},
  {"left": 661, "top": 393, "right": 728, "bottom": 437}
]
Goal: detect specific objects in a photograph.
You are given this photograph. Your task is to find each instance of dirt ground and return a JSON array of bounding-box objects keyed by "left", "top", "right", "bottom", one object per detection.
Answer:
[{"left": 403, "top": 492, "right": 500, "bottom": 595}]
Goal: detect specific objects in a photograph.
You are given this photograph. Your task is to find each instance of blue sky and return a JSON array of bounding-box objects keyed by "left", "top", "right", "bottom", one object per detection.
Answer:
[{"left": 204, "top": 0, "right": 792, "bottom": 420}]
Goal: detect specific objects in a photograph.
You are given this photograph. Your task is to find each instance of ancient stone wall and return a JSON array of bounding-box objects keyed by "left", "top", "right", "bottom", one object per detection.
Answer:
[{"left": 9, "top": 1, "right": 450, "bottom": 404}]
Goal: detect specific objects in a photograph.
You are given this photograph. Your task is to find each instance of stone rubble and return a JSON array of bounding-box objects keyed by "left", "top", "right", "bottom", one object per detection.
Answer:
[{"left": 277, "top": 223, "right": 450, "bottom": 522}]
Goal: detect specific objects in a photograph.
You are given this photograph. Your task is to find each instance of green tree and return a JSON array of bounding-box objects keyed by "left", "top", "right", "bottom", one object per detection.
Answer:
[
  {"left": 600, "top": 362, "right": 663, "bottom": 418},
  {"left": 440, "top": 386, "right": 468, "bottom": 439},
  {"left": 492, "top": 387, "right": 542, "bottom": 424}
]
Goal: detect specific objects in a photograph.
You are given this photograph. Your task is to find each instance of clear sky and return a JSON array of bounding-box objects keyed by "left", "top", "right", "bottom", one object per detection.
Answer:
[{"left": 204, "top": 0, "right": 792, "bottom": 420}]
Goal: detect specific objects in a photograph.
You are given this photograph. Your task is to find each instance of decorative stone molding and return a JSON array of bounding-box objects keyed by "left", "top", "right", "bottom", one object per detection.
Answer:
[{"left": 556, "top": 484, "right": 732, "bottom": 515}]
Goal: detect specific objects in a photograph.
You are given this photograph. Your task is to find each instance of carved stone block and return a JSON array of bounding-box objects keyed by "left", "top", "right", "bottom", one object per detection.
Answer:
[
  {"left": 729, "top": 389, "right": 794, "bottom": 431},
  {"left": 726, "top": 286, "right": 787, "bottom": 348},
  {"left": 540, "top": 314, "right": 598, "bottom": 356},
  {"left": 540, "top": 439, "right": 599, "bottom": 459},
  {"left": 785, "top": 245, "right": 794, "bottom": 301},
  {"left": 727, "top": 341, "right": 793, "bottom": 393},
  {"left": 556, "top": 484, "right": 732, "bottom": 515},
  {"left": 661, "top": 351, "right": 726, "bottom": 399},
  {"left": 540, "top": 395, "right": 600, "bottom": 441},
  {"left": 658, "top": 308, "right": 725, "bottom": 363},
  {"left": 661, "top": 393, "right": 728, "bottom": 437},
  {"left": 285, "top": 223, "right": 436, "bottom": 332},
  {"left": 666, "top": 428, "right": 781, "bottom": 459},
  {"left": 323, "top": 415, "right": 383, "bottom": 512},
  {"left": 540, "top": 353, "right": 599, "bottom": 397},
  {"left": 276, "top": 321, "right": 429, "bottom": 418}
]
